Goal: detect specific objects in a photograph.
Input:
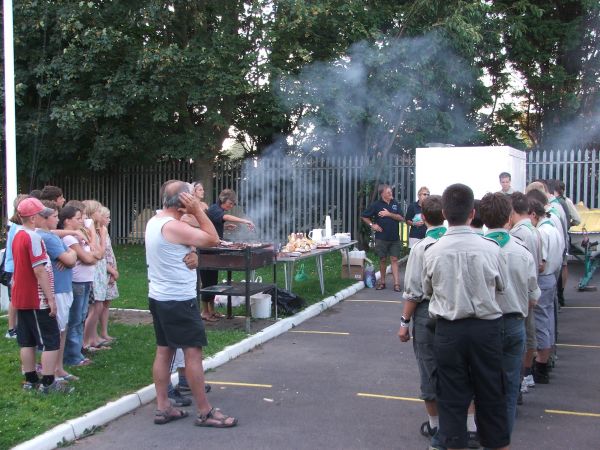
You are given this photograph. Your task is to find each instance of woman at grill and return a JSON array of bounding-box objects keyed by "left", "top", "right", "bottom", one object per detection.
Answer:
[{"left": 186, "top": 188, "right": 255, "bottom": 321}]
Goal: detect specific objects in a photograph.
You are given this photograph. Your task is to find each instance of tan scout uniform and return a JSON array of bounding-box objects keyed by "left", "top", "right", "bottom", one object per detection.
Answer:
[
  {"left": 485, "top": 229, "right": 541, "bottom": 434},
  {"left": 422, "top": 225, "right": 509, "bottom": 450},
  {"left": 510, "top": 218, "right": 542, "bottom": 272},
  {"left": 510, "top": 218, "right": 542, "bottom": 351},
  {"left": 489, "top": 229, "right": 541, "bottom": 317},
  {"left": 423, "top": 226, "right": 503, "bottom": 321}
]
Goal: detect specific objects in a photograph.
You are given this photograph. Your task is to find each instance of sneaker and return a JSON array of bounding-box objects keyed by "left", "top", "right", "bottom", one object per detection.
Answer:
[
  {"left": 420, "top": 421, "right": 437, "bottom": 438},
  {"left": 523, "top": 374, "right": 535, "bottom": 388},
  {"left": 177, "top": 383, "right": 211, "bottom": 394},
  {"left": 5, "top": 328, "right": 17, "bottom": 339},
  {"left": 520, "top": 378, "right": 529, "bottom": 393},
  {"left": 467, "top": 431, "right": 480, "bottom": 449},
  {"left": 168, "top": 388, "right": 192, "bottom": 407},
  {"left": 177, "top": 382, "right": 191, "bottom": 393},
  {"left": 517, "top": 391, "right": 523, "bottom": 405},
  {"left": 38, "top": 380, "right": 75, "bottom": 394},
  {"left": 22, "top": 381, "right": 40, "bottom": 391}
]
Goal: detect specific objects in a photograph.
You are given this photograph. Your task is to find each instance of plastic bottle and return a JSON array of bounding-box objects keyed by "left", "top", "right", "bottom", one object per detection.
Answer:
[{"left": 325, "top": 215, "right": 332, "bottom": 238}]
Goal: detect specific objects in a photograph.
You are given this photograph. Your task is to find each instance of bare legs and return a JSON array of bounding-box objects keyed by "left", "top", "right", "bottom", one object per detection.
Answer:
[
  {"left": 55, "top": 330, "right": 69, "bottom": 377},
  {"left": 99, "top": 300, "right": 114, "bottom": 341},
  {"left": 83, "top": 301, "right": 105, "bottom": 348}
]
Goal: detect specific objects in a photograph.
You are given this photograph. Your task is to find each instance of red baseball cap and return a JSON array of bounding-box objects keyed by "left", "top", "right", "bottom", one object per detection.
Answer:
[{"left": 17, "top": 197, "right": 54, "bottom": 217}]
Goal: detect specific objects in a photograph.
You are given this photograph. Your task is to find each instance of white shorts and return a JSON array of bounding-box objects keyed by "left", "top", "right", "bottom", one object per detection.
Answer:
[
  {"left": 170, "top": 348, "right": 185, "bottom": 372},
  {"left": 56, "top": 292, "right": 74, "bottom": 332}
]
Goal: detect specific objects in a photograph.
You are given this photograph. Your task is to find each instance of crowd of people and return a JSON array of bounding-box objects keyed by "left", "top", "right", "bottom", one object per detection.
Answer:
[
  {"left": 4, "top": 179, "right": 250, "bottom": 429},
  {"left": 4, "top": 186, "right": 119, "bottom": 394},
  {"left": 395, "top": 173, "right": 580, "bottom": 450},
  {"left": 6, "top": 172, "right": 580, "bottom": 439}
]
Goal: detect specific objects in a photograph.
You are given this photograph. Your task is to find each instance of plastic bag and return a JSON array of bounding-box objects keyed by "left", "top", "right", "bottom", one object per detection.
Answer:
[
  {"left": 364, "top": 263, "right": 376, "bottom": 288},
  {"left": 294, "top": 264, "right": 308, "bottom": 282},
  {"left": 264, "top": 287, "right": 305, "bottom": 315}
]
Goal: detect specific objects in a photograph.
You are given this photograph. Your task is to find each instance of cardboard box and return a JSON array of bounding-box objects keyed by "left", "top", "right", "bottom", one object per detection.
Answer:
[
  {"left": 341, "top": 250, "right": 366, "bottom": 266},
  {"left": 342, "top": 264, "right": 365, "bottom": 280}
]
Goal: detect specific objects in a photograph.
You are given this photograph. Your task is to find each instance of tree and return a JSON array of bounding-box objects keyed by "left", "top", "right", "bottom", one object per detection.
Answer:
[
  {"left": 4, "top": 1, "right": 265, "bottom": 192},
  {"left": 496, "top": 0, "right": 600, "bottom": 148}
]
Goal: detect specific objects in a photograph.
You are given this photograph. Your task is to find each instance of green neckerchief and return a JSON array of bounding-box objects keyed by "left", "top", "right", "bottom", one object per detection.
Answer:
[
  {"left": 426, "top": 226, "right": 447, "bottom": 240},
  {"left": 486, "top": 230, "right": 511, "bottom": 248},
  {"left": 549, "top": 206, "right": 560, "bottom": 217},
  {"left": 539, "top": 218, "right": 555, "bottom": 228},
  {"left": 550, "top": 198, "right": 560, "bottom": 204},
  {"left": 524, "top": 222, "right": 534, "bottom": 230}
]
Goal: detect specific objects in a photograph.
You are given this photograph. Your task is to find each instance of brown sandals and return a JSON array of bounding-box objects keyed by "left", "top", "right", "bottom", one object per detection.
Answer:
[
  {"left": 195, "top": 407, "right": 238, "bottom": 428},
  {"left": 393, "top": 284, "right": 401, "bottom": 292},
  {"left": 154, "top": 407, "right": 189, "bottom": 425},
  {"left": 375, "top": 283, "right": 386, "bottom": 290}
]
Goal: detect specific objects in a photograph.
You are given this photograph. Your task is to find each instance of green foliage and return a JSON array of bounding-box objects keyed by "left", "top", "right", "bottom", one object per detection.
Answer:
[
  {"left": 4, "top": 0, "right": 597, "bottom": 188},
  {"left": 494, "top": 0, "right": 600, "bottom": 148}
]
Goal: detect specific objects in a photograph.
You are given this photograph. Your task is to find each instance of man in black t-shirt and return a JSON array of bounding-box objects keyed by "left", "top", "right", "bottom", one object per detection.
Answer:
[{"left": 361, "top": 184, "right": 404, "bottom": 292}]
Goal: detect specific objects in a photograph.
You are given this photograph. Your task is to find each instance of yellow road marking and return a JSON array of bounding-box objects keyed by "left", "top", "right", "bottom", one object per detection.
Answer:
[
  {"left": 206, "top": 381, "right": 272, "bottom": 388},
  {"left": 357, "top": 393, "right": 423, "bottom": 403},
  {"left": 545, "top": 409, "right": 600, "bottom": 418},
  {"left": 346, "top": 300, "right": 403, "bottom": 304},
  {"left": 562, "top": 306, "right": 600, "bottom": 309},
  {"left": 290, "top": 330, "right": 350, "bottom": 335},
  {"left": 556, "top": 343, "right": 600, "bottom": 349}
]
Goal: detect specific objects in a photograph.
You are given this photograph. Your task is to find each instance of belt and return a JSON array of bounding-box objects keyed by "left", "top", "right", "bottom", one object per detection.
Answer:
[{"left": 502, "top": 312, "right": 523, "bottom": 319}]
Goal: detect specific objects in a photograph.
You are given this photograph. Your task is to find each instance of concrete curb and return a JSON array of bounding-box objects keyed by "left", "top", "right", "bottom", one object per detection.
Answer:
[{"left": 13, "top": 257, "right": 408, "bottom": 450}]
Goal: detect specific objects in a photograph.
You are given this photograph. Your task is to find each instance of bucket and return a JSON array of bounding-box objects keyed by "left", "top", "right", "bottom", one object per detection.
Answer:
[{"left": 250, "top": 293, "right": 272, "bottom": 319}]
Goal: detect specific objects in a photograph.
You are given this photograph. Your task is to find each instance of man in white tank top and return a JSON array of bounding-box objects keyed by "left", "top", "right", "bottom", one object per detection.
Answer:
[{"left": 145, "top": 180, "right": 237, "bottom": 427}]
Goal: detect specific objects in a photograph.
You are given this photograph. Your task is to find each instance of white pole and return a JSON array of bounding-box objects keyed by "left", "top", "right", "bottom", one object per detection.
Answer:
[{"left": 3, "top": 0, "right": 17, "bottom": 220}]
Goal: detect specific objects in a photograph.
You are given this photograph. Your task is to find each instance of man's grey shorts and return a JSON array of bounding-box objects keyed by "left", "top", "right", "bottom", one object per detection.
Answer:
[
  {"left": 534, "top": 275, "right": 556, "bottom": 349},
  {"left": 375, "top": 239, "right": 402, "bottom": 258},
  {"left": 412, "top": 301, "right": 436, "bottom": 401},
  {"left": 525, "top": 310, "right": 537, "bottom": 351}
]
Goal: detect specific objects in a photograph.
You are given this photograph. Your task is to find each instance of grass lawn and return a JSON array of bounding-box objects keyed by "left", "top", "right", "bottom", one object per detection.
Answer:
[
  {"left": 0, "top": 317, "right": 245, "bottom": 449},
  {"left": 1, "top": 243, "right": 396, "bottom": 448},
  {"left": 112, "top": 244, "right": 385, "bottom": 312}
]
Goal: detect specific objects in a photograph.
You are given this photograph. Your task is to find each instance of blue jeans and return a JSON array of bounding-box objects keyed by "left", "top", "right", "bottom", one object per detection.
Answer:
[
  {"left": 64, "top": 281, "right": 91, "bottom": 366},
  {"left": 501, "top": 315, "right": 526, "bottom": 435}
]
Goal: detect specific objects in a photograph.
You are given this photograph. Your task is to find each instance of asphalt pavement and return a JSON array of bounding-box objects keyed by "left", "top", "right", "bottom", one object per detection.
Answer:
[{"left": 73, "top": 261, "right": 600, "bottom": 450}]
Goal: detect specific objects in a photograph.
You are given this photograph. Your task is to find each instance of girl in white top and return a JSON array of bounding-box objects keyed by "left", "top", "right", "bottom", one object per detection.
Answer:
[
  {"left": 99, "top": 207, "right": 119, "bottom": 342},
  {"left": 82, "top": 200, "right": 108, "bottom": 351}
]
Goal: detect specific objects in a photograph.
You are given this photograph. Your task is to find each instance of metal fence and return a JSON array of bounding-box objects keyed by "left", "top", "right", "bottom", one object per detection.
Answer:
[
  {"left": 213, "top": 155, "right": 415, "bottom": 245},
  {"left": 1, "top": 148, "right": 598, "bottom": 243},
  {"left": 526, "top": 148, "right": 600, "bottom": 209}
]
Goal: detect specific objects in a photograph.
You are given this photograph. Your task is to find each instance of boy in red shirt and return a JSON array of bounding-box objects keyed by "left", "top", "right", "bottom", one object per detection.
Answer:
[{"left": 12, "top": 197, "right": 73, "bottom": 393}]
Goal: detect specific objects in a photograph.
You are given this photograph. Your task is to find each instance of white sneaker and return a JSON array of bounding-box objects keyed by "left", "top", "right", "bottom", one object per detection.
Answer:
[
  {"left": 520, "top": 379, "right": 529, "bottom": 393},
  {"left": 523, "top": 374, "right": 535, "bottom": 388}
]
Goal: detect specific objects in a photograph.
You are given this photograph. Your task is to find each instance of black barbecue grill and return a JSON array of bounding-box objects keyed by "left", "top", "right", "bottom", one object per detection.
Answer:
[{"left": 196, "top": 243, "right": 277, "bottom": 333}]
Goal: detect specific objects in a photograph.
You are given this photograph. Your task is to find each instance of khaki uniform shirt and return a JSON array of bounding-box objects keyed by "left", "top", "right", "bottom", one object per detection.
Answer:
[
  {"left": 486, "top": 229, "right": 541, "bottom": 317},
  {"left": 510, "top": 218, "right": 542, "bottom": 270},
  {"left": 403, "top": 226, "right": 446, "bottom": 302},
  {"left": 423, "top": 226, "right": 504, "bottom": 321},
  {"left": 537, "top": 218, "right": 563, "bottom": 275}
]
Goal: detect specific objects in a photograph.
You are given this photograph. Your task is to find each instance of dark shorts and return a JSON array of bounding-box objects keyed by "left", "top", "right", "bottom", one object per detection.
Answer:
[
  {"left": 434, "top": 318, "right": 509, "bottom": 449},
  {"left": 16, "top": 309, "right": 60, "bottom": 351},
  {"left": 149, "top": 298, "right": 208, "bottom": 348},
  {"left": 412, "top": 301, "right": 436, "bottom": 401},
  {"left": 374, "top": 239, "right": 401, "bottom": 258}
]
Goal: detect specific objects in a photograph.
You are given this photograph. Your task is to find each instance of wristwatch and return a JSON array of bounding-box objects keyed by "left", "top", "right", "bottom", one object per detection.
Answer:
[{"left": 400, "top": 316, "right": 411, "bottom": 324}]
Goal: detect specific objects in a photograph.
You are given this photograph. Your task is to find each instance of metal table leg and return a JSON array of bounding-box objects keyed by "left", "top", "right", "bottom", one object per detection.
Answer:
[
  {"left": 316, "top": 255, "right": 325, "bottom": 295},
  {"left": 283, "top": 261, "right": 294, "bottom": 292}
]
